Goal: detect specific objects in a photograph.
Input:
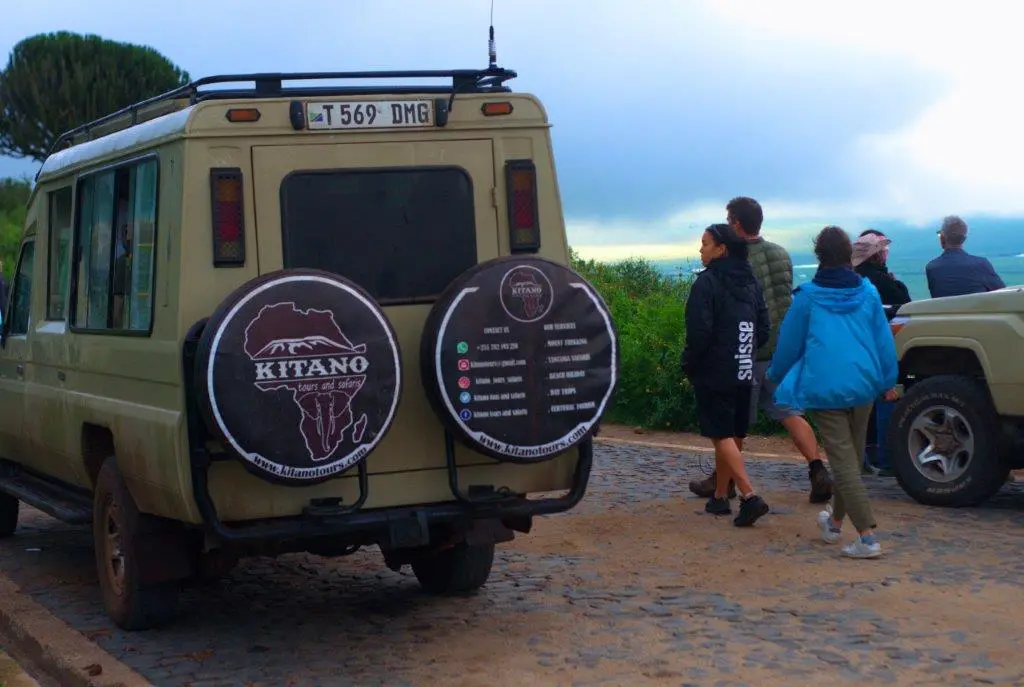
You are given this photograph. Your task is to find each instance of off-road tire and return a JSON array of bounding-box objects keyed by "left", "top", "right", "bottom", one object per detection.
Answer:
[
  {"left": 411, "top": 542, "right": 495, "bottom": 595},
  {"left": 93, "top": 458, "right": 180, "bottom": 630},
  {"left": 888, "top": 375, "right": 1008, "bottom": 507},
  {"left": 0, "top": 494, "right": 18, "bottom": 538}
]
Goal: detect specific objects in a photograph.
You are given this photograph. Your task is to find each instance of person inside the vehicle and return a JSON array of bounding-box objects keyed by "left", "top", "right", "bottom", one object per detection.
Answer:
[
  {"left": 767, "top": 226, "right": 898, "bottom": 559},
  {"left": 681, "top": 223, "right": 771, "bottom": 527},
  {"left": 925, "top": 215, "right": 1005, "bottom": 298},
  {"left": 853, "top": 229, "right": 911, "bottom": 314}
]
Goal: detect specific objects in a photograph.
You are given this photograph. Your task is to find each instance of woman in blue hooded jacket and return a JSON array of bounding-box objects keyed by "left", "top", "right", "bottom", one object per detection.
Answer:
[{"left": 767, "top": 226, "right": 898, "bottom": 559}]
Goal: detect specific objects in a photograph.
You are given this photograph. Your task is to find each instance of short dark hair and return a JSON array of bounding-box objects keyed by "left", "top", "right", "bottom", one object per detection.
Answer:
[
  {"left": 859, "top": 228, "right": 885, "bottom": 238},
  {"left": 706, "top": 223, "right": 749, "bottom": 261},
  {"left": 814, "top": 225, "right": 853, "bottom": 269},
  {"left": 726, "top": 196, "right": 763, "bottom": 236},
  {"left": 940, "top": 215, "right": 968, "bottom": 246}
]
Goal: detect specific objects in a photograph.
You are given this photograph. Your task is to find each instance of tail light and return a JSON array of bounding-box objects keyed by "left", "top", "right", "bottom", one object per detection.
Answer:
[
  {"left": 505, "top": 159, "right": 540, "bottom": 253},
  {"left": 210, "top": 168, "right": 246, "bottom": 267}
]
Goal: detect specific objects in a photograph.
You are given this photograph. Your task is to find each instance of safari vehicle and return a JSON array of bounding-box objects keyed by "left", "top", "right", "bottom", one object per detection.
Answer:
[
  {"left": 0, "top": 62, "right": 619, "bottom": 630},
  {"left": 887, "top": 288, "right": 1024, "bottom": 507}
]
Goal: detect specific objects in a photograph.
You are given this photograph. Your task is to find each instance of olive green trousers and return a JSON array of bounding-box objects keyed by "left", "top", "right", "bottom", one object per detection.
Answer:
[{"left": 810, "top": 404, "right": 878, "bottom": 532}]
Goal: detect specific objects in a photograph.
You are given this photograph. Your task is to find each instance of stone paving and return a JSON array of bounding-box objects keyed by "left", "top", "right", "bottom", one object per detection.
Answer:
[{"left": 0, "top": 443, "right": 1022, "bottom": 686}]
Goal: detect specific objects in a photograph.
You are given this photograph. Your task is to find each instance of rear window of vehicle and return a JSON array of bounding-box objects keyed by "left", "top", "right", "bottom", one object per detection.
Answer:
[{"left": 280, "top": 167, "right": 478, "bottom": 304}]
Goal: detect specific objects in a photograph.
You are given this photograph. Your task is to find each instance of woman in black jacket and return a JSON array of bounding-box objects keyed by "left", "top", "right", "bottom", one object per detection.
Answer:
[
  {"left": 853, "top": 230, "right": 911, "bottom": 312},
  {"left": 681, "top": 223, "right": 771, "bottom": 526},
  {"left": 853, "top": 229, "right": 909, "bottom": 477}
]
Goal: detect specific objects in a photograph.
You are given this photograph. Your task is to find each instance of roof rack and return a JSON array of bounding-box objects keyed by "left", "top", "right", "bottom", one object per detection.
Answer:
[{"left": 37, "top": 66, "right": 517, "bottom": 178}]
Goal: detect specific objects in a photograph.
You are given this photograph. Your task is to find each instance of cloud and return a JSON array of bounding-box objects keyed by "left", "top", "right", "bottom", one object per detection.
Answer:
[{"left": 2, "top": 0, "right": 1016, "bottom": 254}]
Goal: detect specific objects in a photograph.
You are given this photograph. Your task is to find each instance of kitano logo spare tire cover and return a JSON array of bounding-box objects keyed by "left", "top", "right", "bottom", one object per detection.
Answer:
[
  {"left": 195, "top": 269, "right": 402, "bottom": 485},
  {"left": 421, "top": 256, "right": 618, "bottom": 463}
]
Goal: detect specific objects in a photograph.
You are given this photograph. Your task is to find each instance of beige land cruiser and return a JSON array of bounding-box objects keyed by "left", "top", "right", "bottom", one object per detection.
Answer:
[
  {"left": 0, "top": 63, "right": 618, "bottom": 630},
  {"left": 887, "top": 288, "right": 1024, "bottom": 507}
]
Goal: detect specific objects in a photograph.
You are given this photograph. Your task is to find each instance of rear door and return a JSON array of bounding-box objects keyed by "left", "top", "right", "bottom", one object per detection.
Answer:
[{"left": 251, "top": 139, "right": 499, "bottom": 473}]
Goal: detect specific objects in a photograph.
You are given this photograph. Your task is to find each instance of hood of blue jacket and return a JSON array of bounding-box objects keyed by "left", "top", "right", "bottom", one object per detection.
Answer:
[{"left": 800, "top": 268, "right": 870, "bottom": 315}]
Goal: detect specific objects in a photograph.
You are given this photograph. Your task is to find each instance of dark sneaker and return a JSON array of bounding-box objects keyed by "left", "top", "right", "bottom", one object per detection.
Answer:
[
  {"left": 733, "top": 494, "right": 770, "bottom": 527},
  {"left": 689, "top": 470, "right": 736, "bottom": 499},
  {"left": 809, "top": 463, "right": 833, "bottom": 504},
  {"left": 705, "top": 496, "right": 732, "bottom": 515},
  {"left": 875, "top": 468, "right": 894, "bottom": 478}
]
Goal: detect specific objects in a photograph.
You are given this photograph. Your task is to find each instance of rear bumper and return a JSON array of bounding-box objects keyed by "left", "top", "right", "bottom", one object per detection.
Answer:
[{"left": 182, "top": 319, "right": 592, "bottom": 547}]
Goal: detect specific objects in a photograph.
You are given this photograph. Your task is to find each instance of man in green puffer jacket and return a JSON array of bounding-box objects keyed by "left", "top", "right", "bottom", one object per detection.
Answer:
[{"left": 688, "top": 197, "right": 834, "bottom": 503}]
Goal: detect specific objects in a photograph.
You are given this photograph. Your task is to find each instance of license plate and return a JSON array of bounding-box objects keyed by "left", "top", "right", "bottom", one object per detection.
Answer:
[{"left": 306, "top": 99, "right": 434, "bottom": 130}]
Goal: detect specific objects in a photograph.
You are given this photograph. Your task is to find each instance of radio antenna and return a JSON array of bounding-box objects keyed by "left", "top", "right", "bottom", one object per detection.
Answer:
[{"left": 488, "top": 0, "right": 497, "bottom": 68}]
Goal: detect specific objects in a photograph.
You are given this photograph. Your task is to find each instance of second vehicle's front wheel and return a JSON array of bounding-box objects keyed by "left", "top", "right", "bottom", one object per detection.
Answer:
[
  {"left": 411, "top": 542, "right": 495, "bottom": 595},
  {"left": 888, "top": 375, "right": 1008, "bottom": 507}
]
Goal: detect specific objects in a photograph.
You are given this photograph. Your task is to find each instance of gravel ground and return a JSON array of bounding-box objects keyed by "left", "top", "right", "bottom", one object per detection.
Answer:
[{"left": 0, "top": 442, "right": 1021, "bottom": 687}]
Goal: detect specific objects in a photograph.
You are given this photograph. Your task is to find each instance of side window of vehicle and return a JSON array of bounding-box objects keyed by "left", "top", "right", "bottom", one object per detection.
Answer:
[
  {"left": 71, "top": 158, "right": 159, "bottom": 333},
  {"left": 47, "top": 186, "right": 73, "bottom": 320},
  {"left": 9, "top": 240, "right": 36, "bottom": 336}
]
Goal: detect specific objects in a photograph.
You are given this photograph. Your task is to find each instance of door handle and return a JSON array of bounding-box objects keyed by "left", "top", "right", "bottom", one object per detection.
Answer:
[
  {"left": 57, "top": 370, "right": 66, "bottom": 381},
  {"left": 15, "top": 364, "right": 24, "bottom": 376}
]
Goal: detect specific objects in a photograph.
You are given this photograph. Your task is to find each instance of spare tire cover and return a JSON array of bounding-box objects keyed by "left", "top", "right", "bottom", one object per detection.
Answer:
[
  {"left": 195, "top": 269, "right": 402, "bottom": 486},
  {"left": 421, "top": 256, "right": 618, "bottom": 463}
]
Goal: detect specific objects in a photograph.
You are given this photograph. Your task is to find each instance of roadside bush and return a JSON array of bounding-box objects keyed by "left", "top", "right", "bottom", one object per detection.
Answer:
[{"left": 571, "top": 249, "right": 782, "bottom": 435}]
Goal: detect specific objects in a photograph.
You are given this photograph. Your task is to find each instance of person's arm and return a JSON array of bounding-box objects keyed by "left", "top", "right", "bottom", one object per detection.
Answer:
[
  {"left": 754, "top": 288, "right": 770, "bottom": 350},
  {"left": 681, "top": 274, "right": 715, "bottom": 376},
  {"left": 925, "top": 263, "right": 937, "bottom": 299},
  {"left": 981, "top": 258, "right": 1005, "bottom": 291},
  {"left": 893, "top": 279, "right": 911, "bottom": 304},
  {"left": 766, "top": 288, "right": 809, "bottom": 384}
]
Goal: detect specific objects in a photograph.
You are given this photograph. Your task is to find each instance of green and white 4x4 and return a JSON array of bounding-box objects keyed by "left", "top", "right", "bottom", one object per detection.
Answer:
[
  {"left": 0, "top": 64, "right": 618, "bottom": 630},
  {"left": 887, "top": 287, "right": 1024, "bottom": 507}
]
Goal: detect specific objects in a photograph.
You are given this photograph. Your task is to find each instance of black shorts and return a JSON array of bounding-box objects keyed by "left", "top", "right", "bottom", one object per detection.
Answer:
[{"left": 693, "top": 385, "right": 754, "bottom": 440}]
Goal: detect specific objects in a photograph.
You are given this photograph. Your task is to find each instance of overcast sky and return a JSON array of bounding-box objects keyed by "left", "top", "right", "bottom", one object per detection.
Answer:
[{"left": 1, "top": 0, "right": 1018, "bottom": 259}]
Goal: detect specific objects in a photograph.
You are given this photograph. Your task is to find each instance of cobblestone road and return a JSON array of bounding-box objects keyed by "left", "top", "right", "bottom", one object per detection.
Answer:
[{"left": 1, "top": 443, "right": 1022, "bottom": 687}]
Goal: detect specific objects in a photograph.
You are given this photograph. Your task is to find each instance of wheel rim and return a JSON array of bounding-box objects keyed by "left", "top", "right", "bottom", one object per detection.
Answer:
[
  {"left": 102, "top": 497, "right": 126, "bottom": 595},
  {"left": 907, "top": 405, "right": 976, "bottom": 483}
]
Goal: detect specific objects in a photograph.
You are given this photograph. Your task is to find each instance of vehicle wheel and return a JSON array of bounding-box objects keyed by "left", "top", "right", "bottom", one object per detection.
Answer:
[
  {"left": 93, "top": 458, "right": 180, "bottom": 630},
  {"left": 411, "top": 542, "right": 495, "bottom": 595},
  {"left": 0, "top": 494, "right": 18, "bottom": 538},
  {"left": 888, "top": 375, "right": 1008, "bottom": 507}
]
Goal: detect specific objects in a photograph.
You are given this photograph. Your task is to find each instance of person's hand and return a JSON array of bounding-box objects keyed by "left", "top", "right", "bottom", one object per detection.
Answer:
[{"left": 883, "top": 388, "right": 899, "bottom": 402}]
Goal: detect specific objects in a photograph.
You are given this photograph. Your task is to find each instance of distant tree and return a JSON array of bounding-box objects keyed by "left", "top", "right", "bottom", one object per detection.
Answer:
[
  {"left": 0, "top": 32, "right": 190, "bottom": 161},
  {"left": 0, "top": 176, "right": 32, "bottom": 278}
]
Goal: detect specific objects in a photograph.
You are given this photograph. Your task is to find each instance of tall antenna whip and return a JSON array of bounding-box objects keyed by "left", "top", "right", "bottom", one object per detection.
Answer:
[{"left": 488, "top": 0, "right": 497, "bottom": 69}]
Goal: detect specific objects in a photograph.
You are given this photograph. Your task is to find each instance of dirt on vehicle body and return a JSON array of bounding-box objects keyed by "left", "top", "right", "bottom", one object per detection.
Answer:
[
  {"left": 0, "top": 65, "right": 618, "bottom": 629},
  {"left": 887, "top": 287, "right": 1024, "bottom": 507}
]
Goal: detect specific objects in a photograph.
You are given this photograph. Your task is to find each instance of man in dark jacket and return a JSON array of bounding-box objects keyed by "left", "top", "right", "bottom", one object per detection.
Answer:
[
  {"left": 682, "top": 223, "right": 771, "bottom": 526},
  {"left": 926, "top": 216, "right": 1005, "bottom": 298},
  {"left": 853, "top": 230, "right": 911, "bottom": 313},
  {"left": 689, "top": 197, "right": 834, "bottom": 504}
]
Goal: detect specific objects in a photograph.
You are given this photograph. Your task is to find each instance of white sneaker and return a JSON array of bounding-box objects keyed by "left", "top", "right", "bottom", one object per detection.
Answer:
[
  {"left": 841, "top": 537, "right": 882, "bottom": 559},
  {"left": 817, "top": 510, "right": 842, "bottom": 544}
]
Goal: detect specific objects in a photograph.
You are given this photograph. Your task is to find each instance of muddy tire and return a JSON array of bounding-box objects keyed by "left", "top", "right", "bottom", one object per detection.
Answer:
[
  {"left": 888, "top": 375, "right": 1008, "bottom": 507},
  {"left": 0, "top": 494, "right": 18, "bottom": 538},
  {"left": 195, "top": 268, "right": 402, "bottom": 486},
  {"left": 420, "top": 256, "right": 618, "bottom": 463},
  {"left": 93, "top": 459, "right": 179, "bottom": 630},
  {"left": 412, "top": 542, "right": 495, "bottom": 595}
]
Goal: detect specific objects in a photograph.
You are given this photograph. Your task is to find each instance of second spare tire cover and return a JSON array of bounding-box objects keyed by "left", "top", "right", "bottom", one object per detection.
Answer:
[
  {"left": 421, "top": 255, "right": 618, "bottom": 463},
  {"left": 195, "top": 269, "right": 402, "bottom": 486}
]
